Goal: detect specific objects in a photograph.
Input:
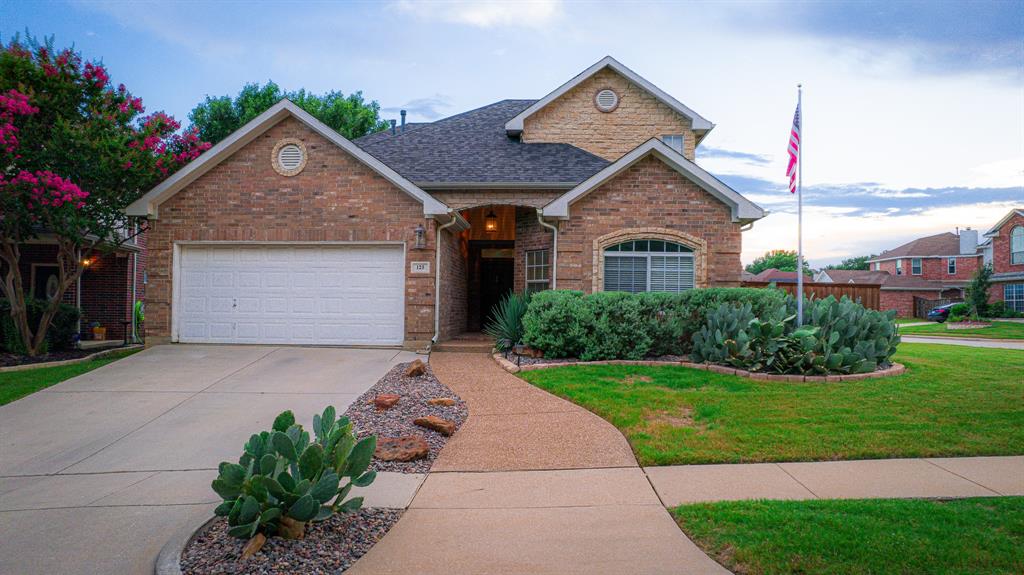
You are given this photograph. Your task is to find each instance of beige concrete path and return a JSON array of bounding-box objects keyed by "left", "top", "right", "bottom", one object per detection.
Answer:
[
  {"left": 429, "top": 352, "right": 637, "bottom": 471},
  {"left": 348, "top": 351, "right": 730, "bottom": 575},
  {"left": 646, "top": 456, "right": 1024, "bottom": 506},
  {"left": 901, "top": 335, "right": 1024, "bottom": 349}
]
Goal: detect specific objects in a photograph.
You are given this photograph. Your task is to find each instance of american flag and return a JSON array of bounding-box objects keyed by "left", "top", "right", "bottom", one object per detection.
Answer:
[{"left": 786, "top": 103, "right": 801, "bottom": 194}]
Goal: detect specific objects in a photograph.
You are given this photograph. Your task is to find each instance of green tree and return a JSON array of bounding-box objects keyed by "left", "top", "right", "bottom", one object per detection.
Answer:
[
  {"left": 825, "top": 255, "right": 873, "bottom": 270},
  {"left": 965, "top": 263, "right": 992, "bottom": 318},
  {"left": 188, "top": 81, "right": 389, "bottom": 145},
  {"left": 0, "top": 35, "right": 209, "bottom": 355},
  {"left": 745, "top": 250, "right": 811, "bottom": 275}
]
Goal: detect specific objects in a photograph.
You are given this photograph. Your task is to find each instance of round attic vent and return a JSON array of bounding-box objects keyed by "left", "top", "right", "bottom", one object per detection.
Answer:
[
  {"left": 271, "top": 139, "right": 307, "bottom": 176},
  {"left": 594, "top": 88, "right": 619, "bottom": 112}
]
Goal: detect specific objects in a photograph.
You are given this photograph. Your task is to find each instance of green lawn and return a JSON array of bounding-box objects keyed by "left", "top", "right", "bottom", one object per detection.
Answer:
[
  {"left": 673, "top": 497, "right": 1024, "bottom": 575},
  {"left": 894, "top": 317, "right": 923, "bottom": 325},
  {"left": 899, "top": 320, "right": 1024, "bottom": 339},
  {"left": 519, "top": 343, "right": 1024, "bottom": 465},
  {"left": 0, "top": 348, "right": 140, "bottom": 406}
]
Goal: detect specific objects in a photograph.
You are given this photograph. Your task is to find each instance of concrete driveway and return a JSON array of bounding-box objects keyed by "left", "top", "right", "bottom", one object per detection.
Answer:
[{"left": 0, "top": 344, "right": 416, "bottom": 575}]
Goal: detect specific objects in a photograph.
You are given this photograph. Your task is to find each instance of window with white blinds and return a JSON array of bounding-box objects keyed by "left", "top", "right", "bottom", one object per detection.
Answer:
[{"left": 603, "top": 240, "right": 695, "bottom": 293}]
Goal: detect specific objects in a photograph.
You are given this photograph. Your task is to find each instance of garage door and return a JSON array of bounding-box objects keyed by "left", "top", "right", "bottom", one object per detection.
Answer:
[{"left": 176, "top": 244, "right": 405, "bottom": 345}]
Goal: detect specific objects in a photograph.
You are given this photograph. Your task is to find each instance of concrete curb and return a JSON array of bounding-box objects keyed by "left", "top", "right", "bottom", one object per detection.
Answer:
[
  {"left": 155, "top": 515, "right": 216, "bottom": 575},
  {"left": 493, "top": 353, "right": 906, "bottom": 383},
  {"left": 901, "top": 334, "right": 1022, "bottom": 344},
  {"left": 0, "top": 344, "right": 143, "bottom": 373}
]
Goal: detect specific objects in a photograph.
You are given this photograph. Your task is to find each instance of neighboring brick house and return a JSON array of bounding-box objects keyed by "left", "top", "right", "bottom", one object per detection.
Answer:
[
  {"left": 748, "top": 268, "right": 813, "bottom": 284},
  {"left": 126, "top": 56, "right": 765, "bottom": 349},
  {"left": 983, "top": 208, "right": 1024, "bottom": 312},
  {"left": 11, "top": 236, "right": 145, "bottom": 343}
]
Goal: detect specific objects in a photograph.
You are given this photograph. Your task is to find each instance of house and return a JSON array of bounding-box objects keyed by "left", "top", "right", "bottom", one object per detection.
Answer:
[
  {"left": 126, "top": 56, "right": 765, "bottom": 348},
  {"left": 983, "top": 208, "right": 1024, "bottom": 312},
  {"left": 814, "top": 269, "right": 890, "bottom": 284},
  {"left": 747, "top": 268, "right": 813, "bottom": 284},
  {"left": 14, "top": 234, "right": 145, "bottom": 343}
]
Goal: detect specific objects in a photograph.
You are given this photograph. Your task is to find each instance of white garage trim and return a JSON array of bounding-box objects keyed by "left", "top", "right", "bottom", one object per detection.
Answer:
[{"left": 172, "top": 241, "right": 406, "bottom": 346}]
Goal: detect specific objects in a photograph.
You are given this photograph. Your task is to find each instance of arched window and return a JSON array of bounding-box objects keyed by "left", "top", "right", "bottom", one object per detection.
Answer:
[
  {"left": 1011, "top": 226, "right": 1024, "bottom": 265},
  {"left": 603, "top": 239, "right": 694, "bottom": 293}
]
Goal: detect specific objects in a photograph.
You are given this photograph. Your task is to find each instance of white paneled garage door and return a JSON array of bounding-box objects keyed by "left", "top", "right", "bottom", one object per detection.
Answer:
[{"left": 176, "top": 244, "right": 405, "bottom": 345}]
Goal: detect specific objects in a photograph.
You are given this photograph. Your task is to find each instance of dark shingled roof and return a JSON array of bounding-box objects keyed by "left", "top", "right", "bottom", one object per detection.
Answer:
[
  {"left": 354, "top": 100, "right": 610, "bottom": 186},
  {"left": 871, "top": 232, "right": 964, "bottom": 259}
]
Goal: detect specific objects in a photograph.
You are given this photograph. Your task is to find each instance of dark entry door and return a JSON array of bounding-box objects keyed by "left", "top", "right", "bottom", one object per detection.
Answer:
[{"left": 480, "top": 256, "right": 514, "bottom": 326}]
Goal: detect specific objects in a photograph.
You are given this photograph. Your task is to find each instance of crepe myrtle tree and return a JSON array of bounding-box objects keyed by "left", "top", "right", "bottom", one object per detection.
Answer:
[{"left": 0, "top": 35, "right": 211, "bottom": 355}]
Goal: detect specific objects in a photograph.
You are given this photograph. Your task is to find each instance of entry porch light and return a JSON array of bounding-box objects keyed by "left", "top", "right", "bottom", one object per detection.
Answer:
[
  {"left": 484, "top": 210, "right": 499, "bottom": 234},
  {"left": 413, "top": 223, "right": 426, "bottom": 249}
]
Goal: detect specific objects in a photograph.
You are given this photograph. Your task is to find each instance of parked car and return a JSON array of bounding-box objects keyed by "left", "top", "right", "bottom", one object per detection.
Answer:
[{"left": 927, "top": 303, "right": 957, "bottom": 323}]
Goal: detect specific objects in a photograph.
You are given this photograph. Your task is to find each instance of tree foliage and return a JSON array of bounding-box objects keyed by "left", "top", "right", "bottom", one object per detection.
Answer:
[
  {"left": 745, "top": 250, "right": 812, "bottom": 275},
  {"left": 188, "top": 81, "right": 389, "bottom": 145},
  {"left": 824, "top": 255, "right": 873, "bottom": 271},
  {"left": 0, "top": 35, "right": 209, "bottom": 355},
  {"left": 965, "top": 264, "right": 993, "bottom": 318}
]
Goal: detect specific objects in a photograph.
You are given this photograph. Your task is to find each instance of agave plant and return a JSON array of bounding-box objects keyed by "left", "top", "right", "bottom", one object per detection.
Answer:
[
  {"left": 484, "top": 291, "right": 531, "bottom": 352},
  {"left": 211, "top": 406, "right": 376, "bottom": 543}
]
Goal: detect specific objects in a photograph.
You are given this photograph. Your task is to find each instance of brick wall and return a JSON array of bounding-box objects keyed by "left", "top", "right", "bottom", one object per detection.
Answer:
[
  {"left": 438, "top": 227, "right": 467, "bottom": 340},
  {"left": 879, "top": 289, "right": 941, "bottom": 318},
  {"left": 991, "top": 213, "right": 1024, "bottom": 275},
  {"left": 876, "top": 255, "right": 980, "bottom": 281},
  {"left": 145, "top": 116, "right": 436, "bottom": 347},
  {"left": 514, "top": 207, "right": 553, "bottom": 292},
  {"left": 522, "top": 68, "right": 695, "bottom": 161},
  {"left": 430, "top": 189, "right": 563, "bottom": 210},
  {"left": 79, "top": 250, "right": 132, "bottom": 340},
  {"left": 554, "top": 155, "right": 741, "bottom": 291}
]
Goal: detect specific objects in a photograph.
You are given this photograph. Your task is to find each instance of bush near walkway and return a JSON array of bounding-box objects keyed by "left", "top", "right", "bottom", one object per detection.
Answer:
[
  {"left": 519, "top": 343, "right": 1024, "bottom": 466},
  {"left": 673, "top": 497, "right": 1024, "bottom": 575}
]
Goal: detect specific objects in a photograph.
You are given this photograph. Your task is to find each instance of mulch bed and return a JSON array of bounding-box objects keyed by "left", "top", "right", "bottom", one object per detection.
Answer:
[
  {"left": 180, "top": 508, "right": 401, "bottom": 575},
  {"left": 343, "top": 360, "right": 468, "bottom": 474},
  {"left": 0, "top": 348, "right": 101, "bottom": 368}
]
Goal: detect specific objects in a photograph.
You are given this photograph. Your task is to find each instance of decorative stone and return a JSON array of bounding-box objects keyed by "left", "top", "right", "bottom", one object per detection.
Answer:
[
  {"left": 278, "top": 516, "right": 305, "bottom": 540},
  {"left": 375, "top": 436, "right": 429, "bottom": 462},
  {"left": 427, "top": 397, "right": 456, "bottom": 406},
  {"left": 404, "top": 359, "right": 427, "bottom": 377},
  {"left": 372, "top": 394, "right": 400, "bottom": 410},
  {"left": 414, "top": 415, "right": 457, "bottom": 436}
]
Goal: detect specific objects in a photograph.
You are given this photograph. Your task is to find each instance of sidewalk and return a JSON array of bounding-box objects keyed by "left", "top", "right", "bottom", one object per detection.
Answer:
[
  {"left": 901, "top": 336, "right": 1024, "bottom": 349},
  {"left": 646, "top": 456, "right": 1024, "bottom": 506}
]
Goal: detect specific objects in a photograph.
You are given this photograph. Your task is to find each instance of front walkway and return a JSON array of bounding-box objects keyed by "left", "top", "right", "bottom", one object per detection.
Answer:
[{"left": 901, "top": 335, "right": 1024, "bottom": 349}]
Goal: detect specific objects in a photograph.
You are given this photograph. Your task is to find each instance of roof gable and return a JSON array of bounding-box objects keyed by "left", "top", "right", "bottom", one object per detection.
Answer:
[
  {"left": 504, "top": 56, "right": 714, "bottom": 136},
  {"left": 126, "top": 100, "right": 449, "bottom": 218},
  {"left": 984, "top": 208, "right": 1024, "bottom": 237},
  {"left": 542, "top": 138, "right": 764, "bottom": 223}
]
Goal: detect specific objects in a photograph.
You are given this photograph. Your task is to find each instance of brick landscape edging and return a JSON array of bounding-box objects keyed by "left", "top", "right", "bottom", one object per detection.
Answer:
[
  {"left": 493, "top": 353, "right": 906, "bottom": 382},
  {"left": 0, "top": 344, "right": 142, "bottom": 373}
]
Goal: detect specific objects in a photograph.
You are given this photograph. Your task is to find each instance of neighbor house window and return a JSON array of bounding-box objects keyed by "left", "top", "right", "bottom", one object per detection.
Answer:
[
  {"left": 525, "top": 249, "right": 550, "bottom": 293},
  {"left": 948, "top": 257, "right": 956, "bottom": 274},
  {"left": 911, "top": 258, "right": 922, "bottom": 275},
  {"left": 873, "top": 262, "right": 880, "bottom": 271},
  {"left": 662, "top": 135, "right": 685, "bottom": 154},
  {"left": 603, "top": 240, "right": 694, "bottom": 293},
  {"left": 1005, "top": 283, "right": 1024, "bottom": 312},
  {"left": 1012, "top": 226, "right": 1024, "bottom": 265},
  {"left": 896, "top": 259, "right": 903, "bottom": 275}
]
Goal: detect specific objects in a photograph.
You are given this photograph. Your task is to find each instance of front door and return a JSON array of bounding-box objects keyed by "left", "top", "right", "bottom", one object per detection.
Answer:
[
  {"left": 468, "top": 240, "right": 514, "bottom": 331},
  {"left": 480, "top": 255, "right": 514, "bottom": 326}
]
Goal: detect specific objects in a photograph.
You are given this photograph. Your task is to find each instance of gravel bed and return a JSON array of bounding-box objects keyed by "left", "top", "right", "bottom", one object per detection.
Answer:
[
  {"left": 343, "top": 361, "right": 467, "bottom": 474},
  {"left": 180, "top": 508, "right": 401, "bottom": 575},
  {"left": 512, "top": 354, "right": 688, "bottom": 366}
]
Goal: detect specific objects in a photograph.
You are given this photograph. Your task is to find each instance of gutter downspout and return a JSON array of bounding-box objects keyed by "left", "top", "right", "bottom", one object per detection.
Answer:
[
  {"left": 536, "top": 209, "right": 558, "bottom": 289},
  {"left": 130, "top": 252, "right": 138, "bottom": 343},
  {"left": 432, "top": 212, "right": 460, "bottom": 345}
]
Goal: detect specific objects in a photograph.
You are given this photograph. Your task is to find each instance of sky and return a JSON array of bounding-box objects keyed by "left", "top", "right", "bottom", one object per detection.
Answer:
[{"left": 4, "top": 0, "right": 1023, "bottom": 267}]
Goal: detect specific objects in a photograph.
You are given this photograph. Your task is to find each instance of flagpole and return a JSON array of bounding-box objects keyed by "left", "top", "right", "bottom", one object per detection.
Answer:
[{"left": 796, "top": 83, "right": 804, "bottom": 326}]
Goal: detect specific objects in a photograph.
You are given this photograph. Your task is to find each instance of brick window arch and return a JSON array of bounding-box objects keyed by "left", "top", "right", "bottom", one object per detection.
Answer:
[
  {"left": 592, "top": 228, "right": 707, "bottom": 292},
  {"left": 1011, "top": 225, "right": 1024, "bottom": 265}
]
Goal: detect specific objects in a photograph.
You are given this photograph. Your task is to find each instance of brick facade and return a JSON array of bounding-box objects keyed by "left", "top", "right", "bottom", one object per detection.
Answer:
[
  {"left": 554, "top": 156, "right": 741, "bottom": 292},
  {"left": 876, "top": 255, "right": 980, "bottom": 281},
  {"left": 991, "top": 213, "right": 1024, "bottom": 276},
  {"left": 514, "top": 207, "right": 554, "bottom": 293},
  {"left": 522, "top": 68, "right": 695, "bottom": 161},
  {"left": 879, "top": 289, "right": 941, "bottom": 318},
  {"left": 144, "top": 116, "right": 436, "bottom": 347},
  {"left": 437, "top": 227, "right": 467, "bottom": 341}
]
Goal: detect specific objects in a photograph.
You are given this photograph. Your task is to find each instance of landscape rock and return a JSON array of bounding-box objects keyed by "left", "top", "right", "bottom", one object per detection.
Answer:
[
  {"left": 240, "top": 533, "right": 267, "bottom": 560},
  {"left": 427, "top": 397, "right": 456, "bottom": 406},
  {"left": 404, "top": 359, "right": 427, "bottom": 377},
  {"left": 414, "top": 415, "right": 457, "bottom": 436},
  {"left": 372, "top": 394, "right": 400, "bottom": 410},
  {"left": 374, "top": 436, "right": 429, "bottom": 462}
]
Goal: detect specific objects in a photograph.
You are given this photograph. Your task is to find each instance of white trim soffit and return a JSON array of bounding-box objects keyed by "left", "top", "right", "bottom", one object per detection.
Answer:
[
  {"left": 542, "top": 138, "right": 764, "bottom": 223},
  {"left": 125, "top": 99, "right": 450, "bottom": 219},
  {"left": 504, "top": 56, "right": 714, "bottom": 134}
]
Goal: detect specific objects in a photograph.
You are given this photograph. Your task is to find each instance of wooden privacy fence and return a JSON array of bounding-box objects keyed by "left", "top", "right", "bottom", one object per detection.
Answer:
[
  {"left": 913, "top": 296, "right": 961, "bottom": 319},
  {"left": 742, "top": 281, "right": 881, "bottom": 310}
]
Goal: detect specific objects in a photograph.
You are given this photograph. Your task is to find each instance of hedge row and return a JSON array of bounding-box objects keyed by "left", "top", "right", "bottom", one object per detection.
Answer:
[
  {"left": 0, "top": 298, "right": 81, "bottom": 354},
  {"left": 521, "top": 288, "right": 788, "bottom": 361}
]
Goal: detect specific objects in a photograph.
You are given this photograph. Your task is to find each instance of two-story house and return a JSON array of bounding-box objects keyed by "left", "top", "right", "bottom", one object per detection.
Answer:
[
  {"left": 983, "top": 208, "right": 1024, "bottom": 312},
  {"left": 126, "top": 57, "right": 766, "bottom": 348}
]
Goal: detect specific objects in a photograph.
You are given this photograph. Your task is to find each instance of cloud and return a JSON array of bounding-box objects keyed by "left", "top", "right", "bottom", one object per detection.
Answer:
[
  {"left": 383, "top": 95, "right": 453, "bottom": 120},
  {"left": 697, "top": 146, "right": 771, "bottom": 164},
  {"left": 393, "top": 0, "right": 562, "bottom": 29}
]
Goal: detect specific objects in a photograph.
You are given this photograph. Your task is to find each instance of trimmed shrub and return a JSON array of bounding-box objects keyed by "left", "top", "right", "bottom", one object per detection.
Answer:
[
  {"left": 0, "top": 298, "right": 81, "bottom": 354},
  {"left": 521, "top": 290, "right": 590, "bottom": 358},
  {"left": 949, "top": 302, "right": 970, "bottom": 317},
  {"left": 985, "top": 301, "right": 1021, "bottom": 318},
  {"left": 580, "top": 291, "right": 652, "bottom": 361}
]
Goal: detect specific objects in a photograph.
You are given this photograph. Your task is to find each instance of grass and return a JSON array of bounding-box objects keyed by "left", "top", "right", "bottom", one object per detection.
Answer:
[
  {"left": 893, "top": 317, "right": 923, "bottom": 325},
  {"left": 899, "top": 320, "right": 1024, "bottom": 340},
  {"left": 0, "top": 348, "right": 140, "bottom": 406},
  {"left": 672, "top": 497, "right": 1024, "bottom": 575},
  {"left": 519, "top": 343, "right": 1024, "bottom": 465}
]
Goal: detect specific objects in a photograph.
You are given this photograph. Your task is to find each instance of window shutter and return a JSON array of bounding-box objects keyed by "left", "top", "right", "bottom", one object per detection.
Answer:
[{"left": 604, "top": 256, "right": 647, "bottom": 293}]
